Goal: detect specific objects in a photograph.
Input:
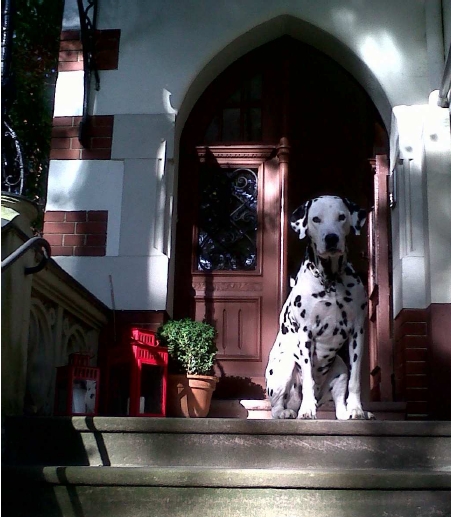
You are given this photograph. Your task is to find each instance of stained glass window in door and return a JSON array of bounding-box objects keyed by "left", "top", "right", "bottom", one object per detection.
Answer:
[
  {"left": 204, "top": 74, "right": 262, "bottom": 143},
  {"left": 197, "top": 166, "right": 258, "bottom": 271}
]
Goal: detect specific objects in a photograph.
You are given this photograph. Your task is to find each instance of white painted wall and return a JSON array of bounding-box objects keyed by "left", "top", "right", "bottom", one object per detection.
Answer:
[{"left": 50, "top": 0, "right": 450, "bottom": 313}]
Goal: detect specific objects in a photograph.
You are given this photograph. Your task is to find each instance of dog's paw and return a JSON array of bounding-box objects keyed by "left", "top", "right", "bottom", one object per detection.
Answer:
[
  {"left": 273, "top": 408, "right": 297, "bottom": 419},
  {"left": 297, "top": 404, "right": 317, "bottom": 420},
  {"left": 348, "top": 408, "right": 376, "bottom": 420}
]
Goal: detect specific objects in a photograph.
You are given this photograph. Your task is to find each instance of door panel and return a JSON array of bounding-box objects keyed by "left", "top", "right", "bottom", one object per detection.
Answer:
[
  {"left": 368, "top": 155, "right": 393, "bottom": 401},
  {"left": 191, "top": 146, "right": 282, "bottom": 385}
]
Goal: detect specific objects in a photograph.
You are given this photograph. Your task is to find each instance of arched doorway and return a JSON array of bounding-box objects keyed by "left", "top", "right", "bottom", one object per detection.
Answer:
[{"left": 174, "top": 37, "right": 390, "bottom": 400}]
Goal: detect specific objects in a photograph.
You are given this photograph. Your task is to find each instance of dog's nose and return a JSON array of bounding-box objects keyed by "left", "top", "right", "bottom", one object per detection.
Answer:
[{"left": 325, "top": 233, "right": 339, "bottom": 250}]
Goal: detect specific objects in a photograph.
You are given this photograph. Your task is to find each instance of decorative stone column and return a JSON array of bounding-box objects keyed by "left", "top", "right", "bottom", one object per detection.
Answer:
[{"left": 1, "top": 193, "right": 39, "bottom": 415}]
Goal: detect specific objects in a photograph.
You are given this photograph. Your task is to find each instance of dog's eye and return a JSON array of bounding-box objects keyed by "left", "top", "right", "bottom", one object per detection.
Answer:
[
  {"left": 312, "top": 217, "right": 321, "bottom": 223},
  {"left": 338, "top": 214, "right": 346, "bottom": 221}
]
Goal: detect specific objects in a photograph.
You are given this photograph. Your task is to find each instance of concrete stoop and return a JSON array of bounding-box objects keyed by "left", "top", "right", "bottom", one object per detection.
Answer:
[{"left": 2, "top": 418, "right": 451, "bottom": 517}]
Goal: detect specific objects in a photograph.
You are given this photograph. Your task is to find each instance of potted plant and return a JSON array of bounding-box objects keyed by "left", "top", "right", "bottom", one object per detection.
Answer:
[{"left": 157, "top": 318, "right": 218, "bottom": 417}]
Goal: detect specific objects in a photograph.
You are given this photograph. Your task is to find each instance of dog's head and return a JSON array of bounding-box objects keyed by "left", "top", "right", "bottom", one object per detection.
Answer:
[{"left": 290, "top": 196, "right": 367, "bottom": 258}]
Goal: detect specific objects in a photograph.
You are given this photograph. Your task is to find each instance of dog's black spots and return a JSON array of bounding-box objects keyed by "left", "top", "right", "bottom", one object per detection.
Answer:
[
  {"left": 300, "top": 349, "right": 303, "bottom": 356},
  {"left": 344, "top": 297, "right": 353, "bottom": 303},
  {"left": 323, "top": 323, "right": 329, "bottom": 330},
  {"left": 293, "top": 322, "right": 300, "bottom": 332},
  {"left": 323, "top": 354, "right": 329, "bottom": 359},
  {"left": 317, "top": 328, "right": 324, "bottom": 336},
  {"left": 301, "top": 309, "right": 306, "bottom": 318},
  {"left": 308, "top": 330, "right": 313, "bottom": 339},
  {"left": 347, "top": 283, "right": 355, "bottom": 288},
  {"left": 360, "top": 328, "right": 364, "bottom": 334},
  {"left": 327, "top": 357, "right": 334, "bottom": 364},
  {"left": 318, "top": 291, "right": 326, "bottom": 298},
  {"left": 337, "top": 302, "right": 344, "bottom": 309},
  {"left": 341, "top": 311, "right": 347, "bottom": 320},
  {"left": 322, "top": 369, "right": 329, "bottom": 375},
  {"left": 353, "top": 332, "right": 358, "bottom": 339},
  {"left": 293, "top": 353, "right": 300, "bottom": 360},
  {"left": 353, "top": 353, "right": 358, "bottom": 363},
  {"left": 294, "top": 295, "right": 302, "bottom": 307},
  {"left": 281, "top": 324, "right": 289, "bottom": 335},
  {"left": 345, "top": 290, "right": 352, "bottom": 296},
  {"left": 340, "top": 329, "right": 347, "bottom": 339},
  {"left": 361, "top": 302, "right": 368, "bottom": 310},
  {"left": 305, "top": 341, "right": 312, "bottom": 349},
  {"left": 303, "top": 325, "right": 308, "bottom": 332},
  {"left": 317, "top": 366, "right": 325, "bottom": 372},
  {"left": 334, "top": 373, "right": 341, "bottom": 380},
  {"left": 283, "top": 393, "right": 288, "bottom": 400},
  {"left": 333, "top": 327, "right": 339, "bottom": 336},
  {"left": 353, "top": 340, "right": 357, "bottom": 350},
  {"left": 329, "top": 347, "right": 336, "bottom": 352},
  {"left": 269, "top": 389, "right": 273, "bottom": 397},
  {"left": 293, "top": 383, "right": 297, "bottom": 389},
  {"left": 325, "top": 301, "right": 332, "bottom": 307},
  {"left": 312, "top": 293, "right": 319, "bottom": 298},
  {"left": 269, "top": 369, "right": 273, "bottom": 375},
  {"left": 304, "top": 358, "right": 309, "bottom": 364},
  {"left": 315, "top": 315, "right": 321, "bottom": 326}
]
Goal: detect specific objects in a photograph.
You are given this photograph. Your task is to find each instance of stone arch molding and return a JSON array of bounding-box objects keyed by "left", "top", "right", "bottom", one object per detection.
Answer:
[
  {"left": 176, "top": 14, "right": 392, "bottom": 140},
  {"left": 25, "top": 296, "right": 97, "bottom": 415},
  {"left": 26, "top": 298, "right": 57, "bottom": 415}
]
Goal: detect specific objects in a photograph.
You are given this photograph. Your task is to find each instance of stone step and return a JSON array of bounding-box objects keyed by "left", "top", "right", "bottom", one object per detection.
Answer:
[
  {"left": 3, "top": 465, "right": 451, "bottom": 517},
  {"left": 4, "top": 417, "right": 451, "bottom": 470}
]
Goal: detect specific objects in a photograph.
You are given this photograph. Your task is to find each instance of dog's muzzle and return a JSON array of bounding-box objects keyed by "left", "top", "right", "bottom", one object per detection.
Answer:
[{"left": 325, "top": 233, "right": 340, "bottom": 253}]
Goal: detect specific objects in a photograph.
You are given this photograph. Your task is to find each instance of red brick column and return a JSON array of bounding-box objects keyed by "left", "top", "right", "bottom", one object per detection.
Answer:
[
  {"left": 59, "top": 29, "right": 121, "bottom": 72},
  {"left": 51, "top": 116, "right": 114, "bottom": 160},
  {"left": 43, "top": 211, "right": 108, "bottom": 256},
  {"left": 394, "top": 309, "right": 429, "bottom": 419}
]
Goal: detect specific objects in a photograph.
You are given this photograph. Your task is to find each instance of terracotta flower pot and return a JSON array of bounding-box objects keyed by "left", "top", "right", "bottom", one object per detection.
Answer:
[{"left": 167, "top": 374, "right": 218, "bottom": 417}]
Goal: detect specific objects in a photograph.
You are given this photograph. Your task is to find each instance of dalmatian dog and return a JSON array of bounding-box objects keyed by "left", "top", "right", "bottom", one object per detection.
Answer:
[{"left": 266, "top": 195, "right": 374, "bottom": 420}]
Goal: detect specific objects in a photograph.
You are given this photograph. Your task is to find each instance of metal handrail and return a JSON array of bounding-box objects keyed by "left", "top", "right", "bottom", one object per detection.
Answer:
[{"left": 1, "top": 236, "right": 51, "bottom": 275}]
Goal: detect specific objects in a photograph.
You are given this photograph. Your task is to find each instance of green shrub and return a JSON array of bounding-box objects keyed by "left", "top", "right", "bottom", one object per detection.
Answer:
[{"left": 157, "top": 318, "right": 217, "bottom": 375}]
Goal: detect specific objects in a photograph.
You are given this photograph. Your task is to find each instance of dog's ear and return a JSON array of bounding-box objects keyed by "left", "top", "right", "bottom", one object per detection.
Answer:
[
  {"left": 343, "top": 198, "right": 367, "bottom": 235},
  {"left": 290, "top": 200, "right": 311, "bottom": 239}
]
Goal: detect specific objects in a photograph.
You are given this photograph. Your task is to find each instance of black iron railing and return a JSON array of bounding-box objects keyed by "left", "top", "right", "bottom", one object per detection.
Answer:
[
  {"left": 77, "top": 0, "right": 99, "bottom": 148},
  {"left": 1, "top": 236, "right": 51, "bottom": 275}
]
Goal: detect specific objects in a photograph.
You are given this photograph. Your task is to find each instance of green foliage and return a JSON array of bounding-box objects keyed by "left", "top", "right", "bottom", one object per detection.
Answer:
[
  {"left": 7, "top": 0, "right": 64, "bottom": 211},
  {"left": 157, "top": 318, "right": 218, "bottom": 375}
]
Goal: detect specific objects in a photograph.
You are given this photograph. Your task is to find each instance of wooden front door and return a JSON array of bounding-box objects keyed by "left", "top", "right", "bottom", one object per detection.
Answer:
[{"left": 174, "top": 37, "right": 390, "bottom": 396}]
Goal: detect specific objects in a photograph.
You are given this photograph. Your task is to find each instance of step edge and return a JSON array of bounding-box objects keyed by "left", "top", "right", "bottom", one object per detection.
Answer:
[
  {"left": 6, "top": 416, "right": 451, "bottom": 437},
  {"left": 6, "top": 465, "right": 451, "bottom": 490}
]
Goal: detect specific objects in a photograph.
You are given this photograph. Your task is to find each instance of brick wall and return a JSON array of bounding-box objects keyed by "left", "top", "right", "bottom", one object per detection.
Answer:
[
  {"left": 51, "top": 115, "right": 114, "bottom": 160},
  {"left": 394, "top": 309, "right": 429, "bottom": 419},
  {"left": 59, "top": 29, "right": 121, "bottom": 72},
  {"left": 44, "top": 211, "right": 108, "bottom": 256}
]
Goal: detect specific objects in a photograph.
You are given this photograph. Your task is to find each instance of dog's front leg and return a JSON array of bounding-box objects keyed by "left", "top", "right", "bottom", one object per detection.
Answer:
[
  {"left": 297, "top": 335, "right": 317, "bottom": 419},
  {"left": 347, "top": 326, "right": 374, "bottom": 420}
]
